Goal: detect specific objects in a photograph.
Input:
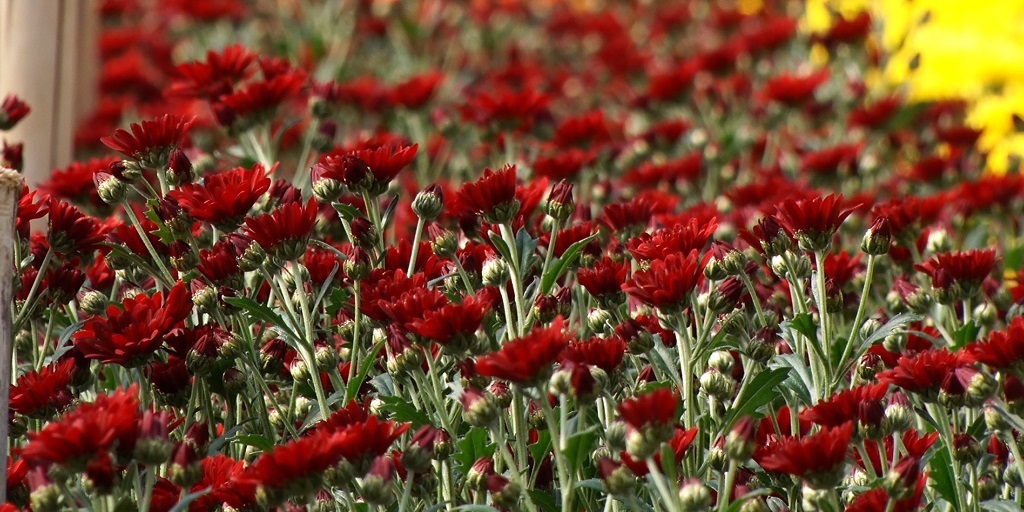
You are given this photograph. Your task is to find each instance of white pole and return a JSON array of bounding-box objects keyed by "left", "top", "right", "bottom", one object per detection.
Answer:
[{"left": 0, "top": 167, "right": 21, "bottom": 504}]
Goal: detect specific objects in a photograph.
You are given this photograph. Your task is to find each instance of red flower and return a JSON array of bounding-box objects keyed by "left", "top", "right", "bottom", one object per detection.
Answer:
[
  {"left": 774, "top": 193, "right": 856, "bottom": 251},
  {"left": 457, "top": 164, "right": 519, "bottom": 224},
  {"left": 47, "top": 198, "right": 106, "bottom": 255},
  {"left": 846, "top": 471, "right": 926, "bottom": 512},
  {"left": 243, "top": 198, "right": 319, "bottom": 261},
  {"left": 761, "top": 70, "right": 829, "bottom": 106},
  {"left": 600, "top": 198, "right": 653, "bottom": 238},
  {"left": 0, "top": 94, "right": 30, "bottom": 130},
  {"left": 965, "top": 316, "right": 1024, "bottom": 369},
  {"left": 620, "top": 426, "right": 698, "bottom": 476},
  {"left": 531, "top": 148, "right": 595, "bottom": 181},
  {"left": 799, "top": 143, "right": 861, "bottom": 176},
  {"left": 387, "top": 71, "right": 443, "bottom": 109},
  {"left": 623, "top": 250, "right": 705, "bottom": 312},
  {"left": 168, "top": 44, "right": 257, "bottom": 100},
  {"left": 756, "top": 422, "right": 854, "bottom": 488},
  {"left": 9, "top": 359, "right": 76, "bottom": 417},
  {"left": 799, "top": 383, "right": 889, "bottom": 428},
  {"left": 168, "top": 164, "right": 272, "bottom": 229},
  {"left": 74, "top": 282, "right": 193, "bottom": 367},
  {"left": 407, "top": 293, "right": 490, "bottom": 353},
  {"left": 576, "top": 257, "right": 628, "bottom": 303},
  {"left": 914, "top": 249, "right": 998, "bottom": 302},
  {"left": 214, "top": 72, "right": 306, "bottom": 132},
  {"left": 618, "top": 387, "right": 679, "bottom": 430},
  {"left": 101, "top": 114, "right": 193, "bottom": 168},
  {"left": 626, "top": 217, "right": 718, "bottom": 261},
  {"left": 560, "top": 336, "right": 627, "bottom": 374},
  {"left": 21, "top": 386, "right": 140, "bottom": 470},
  {"left": 350, "top": 143, "right": 418, "bottom": 194},
  {"left": 877, "top": 349, "right": 973, "bottom": 400},
  {"left": 462, "top": 87, "right": 551, "bottom": 132},
  {"left": 476, "top": 318, "right": 570, "bottom": 385}
]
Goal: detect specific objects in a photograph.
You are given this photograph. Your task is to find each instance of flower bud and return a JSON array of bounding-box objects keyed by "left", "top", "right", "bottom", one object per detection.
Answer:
[
  {"left": 487, "top": 475, "right": 522, "bottom": 510},
  {"left": 725, "top": 417, "right": 757, "bottom": 462},
  {"left": 167, "top": 148, "right": 194, "bottom": 185},
  {"left": 461, "top": 388, "right": 499, "bottom": 427},
  {"left": 545, "top": 180, "right": 575, "bottom": 221},
  {"left": 481, "top": 258, "right": 509, "bottom": 286},
  {"left": 466, "top": 457, "right": 494, "bottom": 491},
  {"left": 79, "top": 289, "right": 108, "bottom": 315},
  {"left": 700, "top": 371, "right": 736, "bottom": 400},
  {"left": 587, "top": 308, "right": 614, "bottom": 334},
  {"left": 359, "top": 456, "right": 394, "bottom": 506},
  {"left": 883, "top": 457, "right": 921, "bottom": 500},
  {"left": 598, "top": 457, "right": 635, "bottom": 496},
  {"left": 708, "top": 351, "right": 735, "bottom": 375},
  {"left": 861, "top": 217, "right": 892, "bottom": 255},
  {"left": 678, "top": 479, "right": 712, "bottom": 512},
  {"left": 412, "top": 184, "right": 445, "bottom": 220}
]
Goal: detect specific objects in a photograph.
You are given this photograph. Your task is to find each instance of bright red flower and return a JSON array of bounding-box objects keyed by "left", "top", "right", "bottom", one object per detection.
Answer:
[
  {"left": 457, "top": 164, "right": 519, "bottom": 224},
  {"left": 40, "top": 157, "right": 118, "bottom": 209},
  {"left": 349, "top": 143, "right": 418, "bottom": 194},
  {"left": 576, "top": 257, "right": 628, "bottom": 303},
  {"left": 560, "top": 336, "right": 626, "bottom": 374},
  {"left": 476, "top": 317, "right": 570, "bottom": 385},
  {"left": 623, "top": 250, "right": 705, "bottom": 312},
  {"left": 47, "top": 198, "right": 106, "bottom": 255},
  {"left": 800, "top": 383, "right": 889, "bottom": 428},
  {"left": 846, "top": 471, "right": 926, "bottom": 512},
  {"left": 531, "top": 148, "right": 595, "bottom": 181},
  {"left": 168, "top": 44, "right": 257, "bottom": 100},
  {"left": 20, "top": 386, "right": 140, "bottom": 470},
  {"left": 626, "top": 217, "right": 718, "bottom": 261},
  {"left": 756, "top": 422, "right": 854, "bottom": 488},
  {"left": 243, "top": 198, "right": 319, "bottom": 261},
  {"left": 965, "top": 316, "right": 1024, "bottom": 369},
  {"left": 462, "top": 87, "right": 551, "bottom": 132},
  {"left": 101, "top": 114, "right": 193, "bottom": 168},
  {"left": 876, "top": 349, "right": 974, "bottom": 400},
  {"left": 761, "top": 70, "right": 829, "bottom": 106},
  {"left": 9, "top": 358, "right": 76, "bottom": 417},
  {"left": 168, "top": 164, "right": 272, "bottom": 229},
  {"left": 600, "top": 197, "right": 653, "bottom": 238},
  {"left": 74, "top": 282, "right": 193, "bottom": 367},
  {"left": 0, "top": 94, "right": 30, "bottom": 130},
  {"left": 618, "top": 387, "right": 679, "bottom": 430},
  {"left": 914, "top": 249, "right": 998, "bottom": 302},
  {"left": 774, "top": 193, "right": 856, "bottom": 251}
]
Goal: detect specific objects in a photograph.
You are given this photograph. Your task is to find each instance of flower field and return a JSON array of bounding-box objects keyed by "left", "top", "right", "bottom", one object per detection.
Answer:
[{"left": 2, "top": 1, "right": 1024, "bottom": 511}]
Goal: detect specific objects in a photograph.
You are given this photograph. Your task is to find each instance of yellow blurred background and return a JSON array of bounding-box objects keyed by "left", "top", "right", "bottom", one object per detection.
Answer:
[{"left": 805, "top": 0, "right": 1024, "bottom": 174}]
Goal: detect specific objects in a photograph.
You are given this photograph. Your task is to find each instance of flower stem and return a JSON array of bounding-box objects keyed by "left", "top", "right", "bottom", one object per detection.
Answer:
[
  {"left": 838, "top": 253, "right": 877, "bottom": 387},
  {"left": 407, "top": 217, "right": 426, "bottom": 276}
]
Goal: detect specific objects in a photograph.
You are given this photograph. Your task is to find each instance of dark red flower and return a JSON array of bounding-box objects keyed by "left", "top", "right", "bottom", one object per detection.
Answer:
[
  {"left": 846, "top": 471, "right": 926, "bottom": 512},
  {"left": 531, "top": 148, "right": 595, "bottom": 181},
  {"left": 577, "top": 257, "right": 628, "bottom": 303},
  {"left": 877, "top": 349, "right": 974, "bottom": 400},
  {"left": 0, "top": 94, "right": 30, "bottom": 130},
  {"left": 618, "top": 387, "right": 679, "bottom": 430},
  {"left": 47, "top": 198, "right": 106, "bottom": 255},
  {"left": 914, "top": 249, "right": 998, "bottom": 302},
  {"left": 756, "top": 422, "right": 854, "bottom": 488},
  {"left": 101, "top": 114, "right": 193, "bottom": 168},
  {"left": 476, "top": 317, "right": 570, "bottom": 385},
  {"left": 407, "top": 293, "right": 490, "bottom": 353},
  {"left": 243, "top": 198, "right": 319, "bottom": 261},
  {"left": 350, "top": 143, "right": 418, "bottom": 194},
  {"left": 214, "top": 71, "right": 306, "bottom": 132},
  {"left": 626, "top": 217, "right": 718, "bottom": 261},
  {"left": 761, "top": 70, "right": 829, "bottom": 106},
  {"left": 9, "top": 358, "right": 76, "bottom": 417},
  {"left": 1, "top": 139, "right": 22, "bottom": 172},
  {"left": 623, "top": 250, "right": 705, "bottom": 312},
  {"left": 388, "top": 71, "right": 443, "bottom": 109},
  {"left": 74, "top": 282, "right": 193, "bottom": 367},
  {"left": 560, "top": 336, "right": 626, "bottom": 374},
  {"left": 774, "top": 193, "right": 857, "bottom": 251},
  {"left": 168, "top": 44, "right": 257, "bottom": 100},
  {"left": 457, "top": 164, "right": 519, "bottom": 224},
  {"left": 799, "top": 143, "right": 861, "bottom": 176},
  {"left": 168, "top": 164, "right": 272, "bottom": 229},
  {"left": 800, "top": 383, "right": 889, "bottom": 428},
  {"left": 965, "top": 316, "right": 1024, "bottom": 369},
  {"left": 21, "top": 386, "right": 140, "bottom": 470}
]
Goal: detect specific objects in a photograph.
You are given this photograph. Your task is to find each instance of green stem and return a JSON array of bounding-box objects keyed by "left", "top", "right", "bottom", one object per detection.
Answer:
[
  {"left": 122, "top": 206, "right": 175, "bottom": 288},
  {"left": 499, "top": 223, "right": 527, "bottom": 337},
  {"left": 717, "top": 460, "right": 738, "bottom": 512},
  {"left": 838, "top": 254, "right": 877, "bottom": 387},
  {"left": 13, "top": 247, "right": 54, "bottom": 329},
  {"left": 407, "top": 217, "right": 426, "bottom": 276}
]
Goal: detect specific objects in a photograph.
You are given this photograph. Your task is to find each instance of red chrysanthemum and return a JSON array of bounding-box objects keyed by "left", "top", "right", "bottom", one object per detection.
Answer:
[
  {"left": 560, "top": 336, "right": 627, "bottom": 374},
  {"left": 799, "top": 383, "right": 889, "bottom": 428},
  {"left": 20, "top": 386, "right": 141, "bottom": 470},
  {"left": 626, "top": 217, "right": 718, "bottom": 261},
  {"left": 168, "top": 164, "right": 272, "bottom": 229},
  {"left": 407, "top": 293, "right": 490, "bottom": 353},
  {"left": 168, "top": 44, "right": 257, "bottom": 100},
  {"left": 876, "top": 349, "right": 974, "bottom": 400},
  {"left": 622, "top": 250, "right": 705, "bottom": 312},
  {"left": 774, "top": 193, "right": 857, "bottom": 251},
  {"left": 965, "top": 316, "right": 1024, "bottom": 369},
  {"left": 618, "top": 387, "right": 680, "bottom": 431},
  {"left": 761, "top": 70, "right": 830, "bottom": 106},
  {"left": 74, "top": 282, "right": 193, "bottom": 367},
  {"left": 387, "top": 71, "right": 443, "bottom": 109},
  {"left": 476, "top": 317, "right": 570, "bottom": 385},
  {"left": 47, "top": 198, "right": 106, "bottom": 255},
  {"left": 457, "top": 164, "right": 520, "bottom": 224},
  {"left": 576, "top": 257, "right": 628, "bottom": 303},
  {"left": 914, "top": 248, "right": 998, "bottom": 301},
  {"left": 243, "top": 198, "right": 319, "bottom": 261},
  {"left": 101, "top": 114, "right": 193, "bottom": 168},
  {"left": 756, "top": 422, "right": 854, "bottom": 488},
  {"left": 214, "top": 72, "right": 306, "bottom": 131},
  {"left": 350, "top": 143, "right": 418, "bottom": 193},
  {"left": 9, "top": 358, "right": 76, "bottom": 417},
  {"left": 0, "top": 94, "right": 30, "bottom": 130}
]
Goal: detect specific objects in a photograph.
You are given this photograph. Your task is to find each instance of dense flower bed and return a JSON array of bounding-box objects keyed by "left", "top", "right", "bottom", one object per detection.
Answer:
[{"left": 2, "top": 1, "right": 1023, "bottom": 511}]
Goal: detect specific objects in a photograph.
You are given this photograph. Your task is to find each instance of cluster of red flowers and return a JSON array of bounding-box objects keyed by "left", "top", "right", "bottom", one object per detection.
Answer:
[{"left": 5, "top": 0, "right": 1024, "bottom": 510}]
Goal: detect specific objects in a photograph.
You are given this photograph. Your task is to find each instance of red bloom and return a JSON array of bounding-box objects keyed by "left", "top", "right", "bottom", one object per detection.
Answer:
[
  {"left": 531, "top": 148, "right": 595, "bottom": 181},
  {"left": 350, "top": 143, "right": 418, "bottom": 193},
  {"left": 168, "top": 44, "right": 256, "bottom": 100},
  {"left": 761, "top": 70, "right": 829, "bottom": 106},
  {"left": 600, "top": 198, "right": 653, "bottom": 237},
  {"left": 623, "top": 250, "right": 705, "bottom": 312},
  {"left": 965, "top": 316, "right": 1024, "bottom": 369},
  {"left": 799, "top": 143, "right": 861, "bottom": 176},
  {"left": 388, "top": 71, "right": 443, "bottom": 109},
  {"left": 74, "top": 282, "right": 193, "bottom": 367},
  {"left": 243, "top": 198, "right": 319, "bottom": 261},
  {"left": 20, "top": 387, "right": 141, "bottom": 470},
  {"left": 877, "top": 349, "right": 973, "bottom": 400},
  {"left": 560, "top": 336, "right": 626, "bottom": 374},
  {"left": 9, "top": 358, "right": 76, "bottom": 417},
  {"left": 101, "top": 114, "right": 193, "bottom": 168},
  {"left": 47, "top": 198, "right": 106, "bottom": 255},
  {"left": 407, "top": 293, "right": 490, "bottom": 353},
  {"left": 0, "top": 94, "right": 30, "bottom": 130},
  {"left": 756, "top": 422, "right": 854, "bottom": 488},
  {"left": 774, "top": 193, "right": 856, "bottom": 251},
  {"left": 914, "top": 249, "right": 998, "bottom": 301},
  {"left": 457, "top": 164, "right": 519, "bottom": 224},
  {"left": 577, "top": 257, "right": 628, "bottom": 303},
  {"left": 462, "top": 87, "right": 551, "bottom": 132},
  {"left": 168, "top": 164, "right": 272, "bottom": 228},
  {"left": 846, "top": 471, "right": 926, "bottom": 512},
  {"left": 626, "top": 217, "right": 718, "bottom": 261},
  {"left": 476, "top": 318, "right": 570, "bottom": 385},
  {"left": 618, "top": 387, "right": 679, "bottom": 430},
  {"left": 214, "top": 71, "right": 306, "bottom": 131},
  {"left": 620, "top": 426, "right": 698, "bottom": 476},
  {"left": 799, "top": 383, "right": 889, "bottom": 428}
]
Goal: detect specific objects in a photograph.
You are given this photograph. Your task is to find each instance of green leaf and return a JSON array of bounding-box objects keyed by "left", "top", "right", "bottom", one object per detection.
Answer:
[
  {"left": 168, "top": 489, "right": 212, "bottom": 512},
  {"left": 529, "top": 430, "right": 553, "bottom": 467},
  {"left": 785, "top": 313, "right": 818, "bottom": 344},
  {"left": 564, "top": 428, "right": 598, "bottom": 474},
  {"left": 952, "top": 321, "right": 982, "bottom": 350},
  {"left": 48, "top": 319, "right": 86, "bottom": 363},
  {"left": 378, "top": 395, "right": 433, "bottom": 427},
  {"left": 527, "top": 489, "right": 558, "bottom": 512},
  {"left": 222, "top": 296, "right": 301, "bottom": 345},
  {"left": 380, "top": 194, "right": 400, "bottom": 230},
  {"left": 453, "top": 427, "right": 494, "bottom": 475},
  {"left": 720, "top": 367, "right": 790, "bottom": 434},
  {"left": 981, "top": 500, "right": 1024, "bottom": 512},
  {"left": 331, "top": 201, "right": 363, "bottom": 222},
  {"left": 540, "top": 233, "right": 598, "bottom": 295},
  {"left": 345, "top": 339, "right": 386, "bottom": 402},
  {"left": 233, "top": 434, "right": 275, "bottom": 452},
  {"left": 488, "top": 230, "right": 513, "bottom": 263},
  {"left": 773, "top": 354, "right": 814, "bottom": 406},
  {"left": 515, "top": 227, "right": 539, "bottom": 274},
  {"left": 929, "top": 446, "right": 961, "bottom": 512}
]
